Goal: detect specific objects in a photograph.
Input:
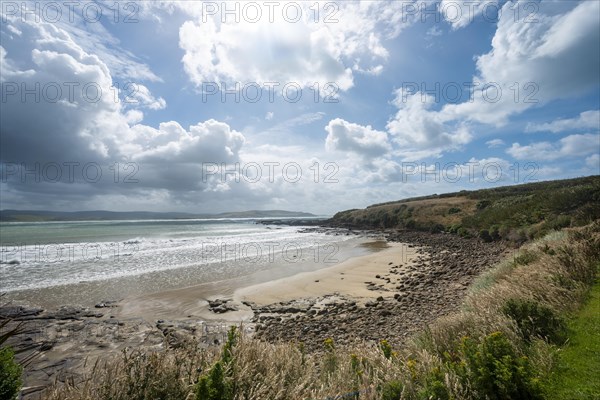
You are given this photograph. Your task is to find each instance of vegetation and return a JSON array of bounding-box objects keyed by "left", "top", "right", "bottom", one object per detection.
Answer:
[
  {"left": 542, "top": 282, "right": 600, "bottom": 400},
  {"left": 330, "top": 176, "right": 600, "bottom": 243},
  {"left": 43, "top": 222, "right": 600, "bottom": 399},
  {"left": 0, "top": 308, "right": 26, "bottom": 400},
  {"left": 0, "top": 346, "right": 22, "bottom": 400}
]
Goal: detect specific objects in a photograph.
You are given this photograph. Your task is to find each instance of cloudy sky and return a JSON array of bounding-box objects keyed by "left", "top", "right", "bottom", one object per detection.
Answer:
[{"left": 0, "top": 0, "right": 598, "bottom": 215}]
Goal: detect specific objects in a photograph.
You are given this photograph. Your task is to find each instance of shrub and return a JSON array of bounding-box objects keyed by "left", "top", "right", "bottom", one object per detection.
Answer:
[
  {"left": 380, "top": 380, "right": 403, "bottom": 400},
  {"left": 502, "top": 299, "right": 567, "bottom": 345},
  {"left": 0, "top": 346, "right": 22, "bottom": 400},
  {"left": 459, "top": 332, "right": 543, "bottom": 400},
  {"left": 379, "top": 340, "right": 393, "bottom": 359},
  {"left": 196, "top": 326, "right": 238, "bottom": 400},
  {"left": 417, "top": 368, "right": 450, "bottom": 400},
  {"left": 196, "top": 362, "right": 231, "bottom": 400},
  {"left": 448, "top": 207, "right": 461, "bottom": 215}
]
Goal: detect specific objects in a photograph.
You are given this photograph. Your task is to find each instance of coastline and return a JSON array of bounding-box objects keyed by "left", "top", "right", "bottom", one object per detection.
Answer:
[{"left": 3, "top": 230, "right": 508, "bottom": 398}]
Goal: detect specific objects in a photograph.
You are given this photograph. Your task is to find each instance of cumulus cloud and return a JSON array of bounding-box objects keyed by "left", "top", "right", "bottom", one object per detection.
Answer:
[
  {"left": 445, "top": 1, "right": 600, "bottom": 125},
  {"left": 525, "top": 110, "right": 600, "bottom": 133},
  {"left": 373, "top": 1, "right": 600, "bottom": 160},
  {"left": 0, "top": 13, "right": 250, "bottom": 208},
  {"left": 325, "top": 118, "right": 391, "bottom": 157},
  {"left": 176, "top": 1, "right": 419, "bottom": 93},
  {"left": 125, "top": 84, "right": 167, "bottom": 110},
  {"left": 386, "top": 89, "right": 472, "bottom": 157}
]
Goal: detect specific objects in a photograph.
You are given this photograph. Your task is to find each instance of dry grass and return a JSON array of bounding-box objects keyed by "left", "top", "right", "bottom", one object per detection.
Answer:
[{"left": 42, "top": 222, "right": 600, "bottom": 400}]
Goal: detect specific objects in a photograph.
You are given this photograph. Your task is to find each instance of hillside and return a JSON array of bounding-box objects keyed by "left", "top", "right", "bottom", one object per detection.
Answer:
[{"left": 329, "top": 175, "right": 600, "bottom": 243}]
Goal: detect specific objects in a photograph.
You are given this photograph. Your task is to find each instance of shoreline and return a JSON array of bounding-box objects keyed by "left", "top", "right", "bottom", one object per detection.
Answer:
[
  {"left": 114, "top": 235, "right": 384, "bottom": 322},
  {"left": 2, "top": 230, "right": 508, "bottom": 398}
]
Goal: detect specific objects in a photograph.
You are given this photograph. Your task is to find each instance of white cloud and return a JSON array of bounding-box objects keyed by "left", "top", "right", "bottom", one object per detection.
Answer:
[
  {"left": 378, "top": 1, "right": 600, "bottom": 160},
  {"left": 325, "top": 118, "right": 391, "bottom": 158},
  {"left": 526, "top": 110, "right": 600, "bottom": 133},
  {"left": 265, "top": 112, "right": 274, "bottom": 121},
  {"left": 585, "top": 154, "right": 600, "bottom": 171},
  {"left": 386, "top": 89, "right": 472, "bottom": 158},
  {"left": 507, "top": 134, "right": 599, "bottom": 161},
  {"left": 440, "top": 0, "right": 500, "bottom": 30},
  {"left": 0, "top": 14, "right": 250, "bottom": 203},
  {"left": 125, "top": 84, "right": 167, "bottom": 110},
  {"left": 176, "top": 1, "right": 418, "bottom": 93},
  {"left": 444, "top": 1, "right": 600, "bottom": 125},
  {"left": 133, "top": 120, "right": 245, "bottom": 163},
  {"left": 486, "top": 139, "right": 505, "bottom": 148}
]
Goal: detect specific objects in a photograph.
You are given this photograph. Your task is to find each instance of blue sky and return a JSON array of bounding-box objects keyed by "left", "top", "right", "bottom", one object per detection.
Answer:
[{"left": 1, "top": 0, "right": 599, "bottom": 214}]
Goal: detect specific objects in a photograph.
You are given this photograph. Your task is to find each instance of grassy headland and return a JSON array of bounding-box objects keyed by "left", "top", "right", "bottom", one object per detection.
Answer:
[{"left": 329, "top": 176, "right": 600, "bottom": 244}]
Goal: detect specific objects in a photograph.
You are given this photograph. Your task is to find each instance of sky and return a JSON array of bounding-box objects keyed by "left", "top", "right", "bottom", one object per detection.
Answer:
[{"left": 0, "top": 0, "right": 599, "bottom": 215}]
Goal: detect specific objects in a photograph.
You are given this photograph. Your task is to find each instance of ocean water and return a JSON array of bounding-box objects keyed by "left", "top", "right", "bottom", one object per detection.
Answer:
[{"left": 0, "top": 219, "right": 354, "bottom": 294}]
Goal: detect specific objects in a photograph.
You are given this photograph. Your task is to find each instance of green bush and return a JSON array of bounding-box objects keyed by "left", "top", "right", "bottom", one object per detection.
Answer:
[
  {"left": 448, "top": 207, "right": 461, "bottom": 214},
  {"left": 380, "top": 380, "right": 403, "bottom": 400},
  {"left": 196, "top": 362, "right": 231, "bottom": 400},
  {"left": 459, "top": 332, "right": 543, "bottom": 400},
  {"left": 0, "top": 346, "right": 22, "bottom": 400},
  {"left": 417, "top": 368, "right": 450, "bottom": 400},
  {"left": 379, "top": 340, "right": 393, "bottom": 359},
  {"left": 479, "top": 229, "right": 493, "bottom": 242},
  {"left": 196, "top": 327, "right": 238, "bottom": 400},
  {"left": 502, "top": 299, "right": 567, "bottom": 345}
]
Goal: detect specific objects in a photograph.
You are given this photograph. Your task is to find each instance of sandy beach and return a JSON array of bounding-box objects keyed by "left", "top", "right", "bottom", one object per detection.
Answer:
[
  {"left": 114, "top": 239, "right": 413, "bottom": 322},
  {"left": 235, "top": 242, "right": 420, "bottom": 305}
]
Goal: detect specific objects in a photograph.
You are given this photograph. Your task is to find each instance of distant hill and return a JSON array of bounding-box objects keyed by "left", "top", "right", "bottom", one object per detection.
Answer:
[
  {"left": 0, "top": 209, "right": 316, "bottom": 222},
  {"left": 329, "top": 175, "right": 600, "bottom": 243}
]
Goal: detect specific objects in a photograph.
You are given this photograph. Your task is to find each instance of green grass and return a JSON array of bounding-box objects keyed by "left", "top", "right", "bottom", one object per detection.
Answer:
[{"left": 543, "top": 277, "right": 600, "bottom": 400}]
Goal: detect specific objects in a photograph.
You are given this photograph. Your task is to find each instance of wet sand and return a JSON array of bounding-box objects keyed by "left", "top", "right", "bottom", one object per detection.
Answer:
[
  {"left": 115, "top": 237, "right": 391, "bottom": 322},
  {"left": 235, "top": 242, "right": 419, "bottom": 305}
]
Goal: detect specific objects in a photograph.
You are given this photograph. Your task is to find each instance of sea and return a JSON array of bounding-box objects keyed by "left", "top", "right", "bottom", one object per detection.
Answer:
[{"left": 0, "top": 219, "right": 368, "bottom": 306}]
